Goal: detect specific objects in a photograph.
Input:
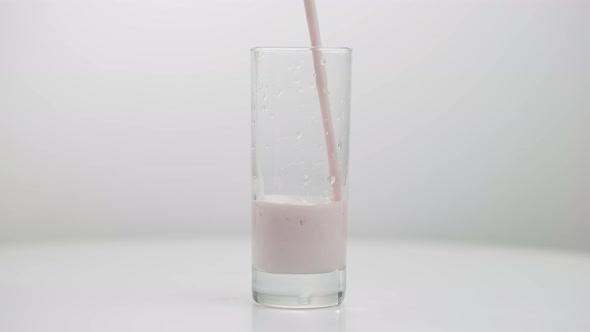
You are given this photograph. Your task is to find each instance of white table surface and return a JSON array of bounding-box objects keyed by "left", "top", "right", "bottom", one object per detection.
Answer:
[{"left": 1, "top": 236, "right": 589, "bottom": 332}]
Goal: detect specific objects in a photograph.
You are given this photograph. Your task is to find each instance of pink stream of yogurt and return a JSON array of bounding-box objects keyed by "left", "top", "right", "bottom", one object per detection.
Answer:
[{"left": 252, "top": 196, "right": 347, "bottom": 274}]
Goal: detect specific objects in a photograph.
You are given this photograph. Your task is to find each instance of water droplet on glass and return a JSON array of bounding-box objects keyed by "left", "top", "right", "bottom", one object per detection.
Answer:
[
  {"left": 303, "top": 174, "right": 311, "bottom": 186},
  {"left": 325, "top": 131, "right": 329, "bottom": 137},
  {"left": 328, "top": 176, "right": 336, "bottom": 185},
  {"left": 312, "top": 72, "right": 317, "bottom": 78},
  {"left": 262, "top": 94, "right": 267, "bottom": 102},
  {"left": 338, "top": 140, "right": 343, "bottom": 150},
  {"left": 321, "top": 58, "right": 327, "bottom": 66},
  {"left": 339, "top": 98, "right": 345, "bottom": 104},
  {"left": 318, "top": 143, "right": 323, "bottom": 150},
  {"left": 277, "top": 89, "right": 284, "bottom": 97},
  {"left": 295, "top": 131, "right": 303, "bottom": 140},
  {"left": 265, "top": 144, "right": 270, "bottom": 150}
]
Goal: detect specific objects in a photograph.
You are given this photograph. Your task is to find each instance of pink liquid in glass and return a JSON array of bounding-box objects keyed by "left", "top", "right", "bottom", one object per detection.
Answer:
[{"left": 252, "top": 195, "right": 347, "bottom": 274}]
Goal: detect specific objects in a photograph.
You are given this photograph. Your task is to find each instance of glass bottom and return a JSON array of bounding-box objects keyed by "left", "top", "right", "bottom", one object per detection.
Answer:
[{"left": 252, "top": 267, "right": 346, "bottom": 309}]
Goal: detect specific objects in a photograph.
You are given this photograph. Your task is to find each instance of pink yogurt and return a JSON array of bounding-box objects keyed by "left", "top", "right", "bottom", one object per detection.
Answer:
[{"left": 252, "top": 195, "right": 347, "bottom": 274}]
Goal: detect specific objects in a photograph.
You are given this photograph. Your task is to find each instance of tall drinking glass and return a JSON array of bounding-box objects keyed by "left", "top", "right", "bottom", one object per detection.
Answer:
[{"left": 251, "top": 47, "right": 351, "bottom": 308}]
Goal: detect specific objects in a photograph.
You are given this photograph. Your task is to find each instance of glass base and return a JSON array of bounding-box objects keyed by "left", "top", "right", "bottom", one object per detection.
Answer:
[{"left": 252, "top": 267, "right": 346, "bottom": 309}]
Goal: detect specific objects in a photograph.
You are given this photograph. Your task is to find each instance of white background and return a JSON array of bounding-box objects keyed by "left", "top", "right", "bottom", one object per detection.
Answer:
[{"left": 1, "top": 0, "right": 589, "bottom": 250}]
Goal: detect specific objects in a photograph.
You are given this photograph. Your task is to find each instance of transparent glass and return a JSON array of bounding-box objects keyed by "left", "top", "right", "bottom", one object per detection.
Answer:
[{"left": 251, "top": 47, "right": 351, "bottom": 308}]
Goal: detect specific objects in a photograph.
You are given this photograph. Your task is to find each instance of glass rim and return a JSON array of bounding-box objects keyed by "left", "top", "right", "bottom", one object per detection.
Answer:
[{"left": 251, "top": 47, "right": 352, "bottom": 53}]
